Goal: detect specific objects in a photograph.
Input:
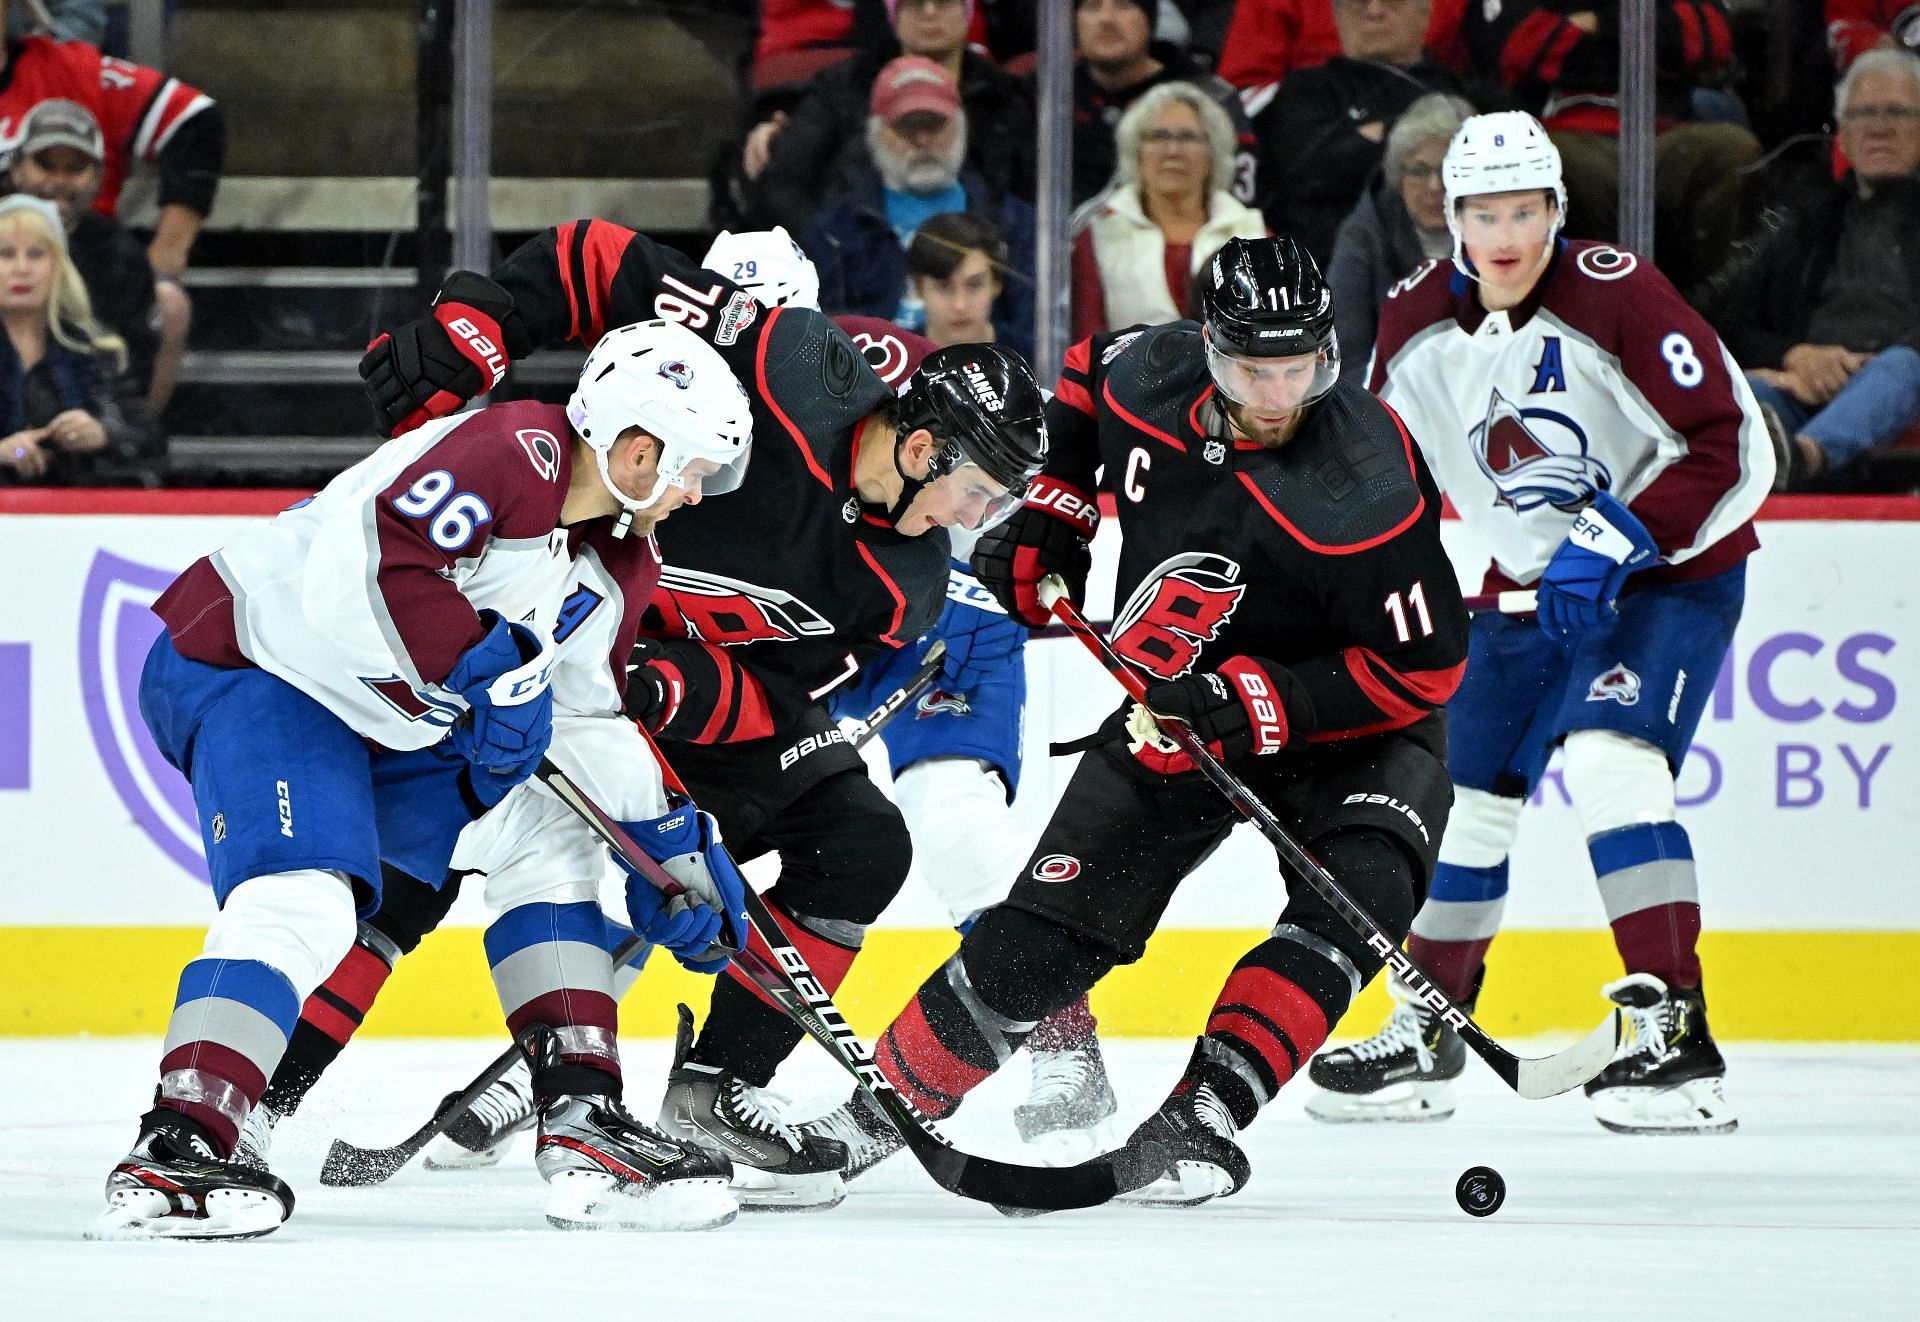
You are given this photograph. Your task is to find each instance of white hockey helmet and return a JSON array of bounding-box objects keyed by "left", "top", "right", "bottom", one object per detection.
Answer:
[
  {"left": 566, "top": 319, "right": 754, "bottom": 535},
  {"left": 701, "top": 227, "right": 821, "bottom": 311},
  {"left": 1442, "top": 111, "right": 1567, "bottom": 273}
]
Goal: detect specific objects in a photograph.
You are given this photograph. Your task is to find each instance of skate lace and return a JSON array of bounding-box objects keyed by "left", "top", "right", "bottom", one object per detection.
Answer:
[
  {"left": 1618, "top": 999, "right": 1676, "bottom": 1064},
  {"left": 1026, "top": 1048, "right": 1093, "bottom": 1106},
  {"left": 1189, "top": 1084, "right": 1237, "bottom": 1140},
  {"left": 723, "top": 1078, "right": 804, "bottom": 1150},
  {"left": 806, "top": 1098, "right": 888, "bottom": 1164},
  {"left": 471, "top": 1068, "right": 536, "bottom": 1133},
  {"left": 1348, "top": 1000, "right": 1434, "bottom": 1071}
]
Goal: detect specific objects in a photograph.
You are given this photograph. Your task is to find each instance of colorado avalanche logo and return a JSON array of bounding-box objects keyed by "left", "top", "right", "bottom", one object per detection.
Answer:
[
  {"left": 658, "top": 360, "right": 695, "bottom": 389},
  {"left": 1111, "top": 552, "right": 1247, "bottom": 679},
  {"left": 916, "top": 688, "right": 972, "bottom": 718},
  {"left": 79, "top": 551, "right": 209, "bottom": 885},
  {"left": 1470, "top": 389, "right": 1610, "bottom": 511},
  {"left": 1586, "top": 663, "right": 1642, "bottom": 707}
]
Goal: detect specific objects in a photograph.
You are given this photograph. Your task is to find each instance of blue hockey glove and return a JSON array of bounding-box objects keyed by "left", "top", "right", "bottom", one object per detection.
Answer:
[
  {"left": 1536, "top": 491, "right": 1659, "bottom": 640},
  {"left": 936, "top": 566, "right": 1025, "bottom": 691},
  {"left": 442, "top": 611, "right": 555, "bottom": 801},
  {"left": 618, "top": 804, "right": 749, "bottom": 974}
]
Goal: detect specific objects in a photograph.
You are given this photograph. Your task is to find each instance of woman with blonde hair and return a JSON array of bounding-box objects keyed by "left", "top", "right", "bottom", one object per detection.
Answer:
[
  {"left": 0, "top": 194, "right": 158, "bottom": 484},
  {"left": 1069, "top": 80, "right": 1266, "bottom": 341}
]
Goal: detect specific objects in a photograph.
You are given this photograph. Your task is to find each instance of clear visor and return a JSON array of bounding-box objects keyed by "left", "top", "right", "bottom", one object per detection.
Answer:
[
  {"left": 613, "top": 437, "right": 753, "bottom": 518},
  {"left": 1203, "top": 335, "right": 1339, "bottom": 415},
  {"left": 930, "top": 461, "right": 1026, "bottom": 533}
]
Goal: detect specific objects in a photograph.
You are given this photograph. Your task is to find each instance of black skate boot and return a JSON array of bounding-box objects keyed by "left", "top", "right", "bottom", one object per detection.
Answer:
[
  {"left": 90, "top": 1108, "right": 295, "bottom": 1240},
  {"left": 796, "top": 1086, "right": 905, "bottom": 1181},
  {"left": 656, "top": 1005, "right": 848, "bottom": 1211},
  {"left": 1112, "top": 1079, "right": 1251, "bottom": 1209},
  {"left": 423, "top": 1058, "right": 536, "bottom": 1170},
  {"left": 1305, "top": 972, "right": 1477, "bottom": 1123},
  {"left": 1585, "top": 974, "right": 1737, "bottom": 1135},
  {"left": 1015, "top": 1035, "right": 1119, "bottom": 1143}
]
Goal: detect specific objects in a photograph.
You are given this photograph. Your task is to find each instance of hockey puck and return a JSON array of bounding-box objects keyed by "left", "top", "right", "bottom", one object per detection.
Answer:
[{"left": 1454, "top": 1166, "right": 1505, "bottom": 1217}]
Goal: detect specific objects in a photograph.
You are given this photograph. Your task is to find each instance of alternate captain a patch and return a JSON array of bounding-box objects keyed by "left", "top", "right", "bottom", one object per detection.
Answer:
[{"left": 1587, "top": 663, "right": 1642, "bottom": 706}]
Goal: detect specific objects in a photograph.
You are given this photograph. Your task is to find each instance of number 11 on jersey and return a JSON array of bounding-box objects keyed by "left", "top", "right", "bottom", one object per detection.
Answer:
[{"left": 1384, "top": 582, "right": 1433, "bottom": 643}]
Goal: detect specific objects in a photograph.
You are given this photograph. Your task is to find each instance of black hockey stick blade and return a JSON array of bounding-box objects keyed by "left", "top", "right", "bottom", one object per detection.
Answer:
[{"left": 1040, "top": 576, "right": 1620, "bottom": 1101}]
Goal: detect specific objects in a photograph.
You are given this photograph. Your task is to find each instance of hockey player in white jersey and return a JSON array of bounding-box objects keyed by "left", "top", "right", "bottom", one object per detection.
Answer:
[
  {"left": 92, "top": 319, "right": 760, "bottom": 1239},
  {"left": 1308, "top": 112, "right": 1771, "bottom": 1135}
]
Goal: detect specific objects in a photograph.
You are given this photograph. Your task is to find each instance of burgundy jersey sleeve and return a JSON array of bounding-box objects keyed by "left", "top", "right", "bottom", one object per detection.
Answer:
[
  {"left": 1366, "top": 260, "right": 1450, "bottom": 393},
  {"left": 370, "top": 410, "right": 570, "bottom": 686},
  {"left": 833, "top": 315, "right": 936, "bottom": 388},
  {"left": 1274, "top": 417, "right": 1469, "bottom": 741}
]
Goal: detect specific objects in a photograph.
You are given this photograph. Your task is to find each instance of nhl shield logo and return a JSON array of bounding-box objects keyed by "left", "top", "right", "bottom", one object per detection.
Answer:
[
  {"left": 1470, "top": 389, "right": 1611, "bottom": 511},
  {"left": 842, "top": 496, "right": 860, "bottom": 524},
  {"left": 80, "top": 551, "right": 209, "bottom": 884},
  {"left": 1202, "top": 438, "right": 1226, "bottom": 466},
  {"left": 1587, "top": 663, "right": 1642, "bottom": 706}
]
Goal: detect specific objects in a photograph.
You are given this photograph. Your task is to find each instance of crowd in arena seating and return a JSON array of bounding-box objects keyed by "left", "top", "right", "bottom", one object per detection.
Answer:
[{"left": 2, "top": 0, "right": 1916, "bottom": 492}]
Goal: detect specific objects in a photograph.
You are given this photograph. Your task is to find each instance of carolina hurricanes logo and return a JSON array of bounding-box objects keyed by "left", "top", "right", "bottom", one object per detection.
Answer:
[
  {"left": 645, "top": 567, "right": 833, "bottom": 645},
  {"left": 658, "top": 360, "right": 694, "bottom": 389},
  {"left": 1032, "top": 854, "right": 1082, "bottom": 882},
  {"left": 78, "top": 551, "right": 209, "bottom": 885},
  {"left": 1111, "top": 552, "right": 1247, "bottom": 679},
  {"left": 916, "top": 688, "right": 972, "bottom": 718},
  {"left": 1587, "top": 663, "right": 1642, "bottom": 706},
  {"left": 1470, "top": 389, "right": 1610, "bottom": 511}
]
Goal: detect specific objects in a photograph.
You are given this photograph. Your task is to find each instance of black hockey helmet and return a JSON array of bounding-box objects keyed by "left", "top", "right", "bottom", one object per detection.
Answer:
[
  {"left": 1200, "top": 235, "right": 1340, "bottom": 410},
  {"left": 890, "top": 343, "right": 1048, "bottom": 529}
]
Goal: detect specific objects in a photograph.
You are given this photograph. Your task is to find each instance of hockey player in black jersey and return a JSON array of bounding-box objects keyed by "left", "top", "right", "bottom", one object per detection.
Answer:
[
  {"left": 803, "top": 236, "right": 1470, "bottom": 1206},
  {"left": 237, "top": 221, "right": 1049, "bottom": 1213}
]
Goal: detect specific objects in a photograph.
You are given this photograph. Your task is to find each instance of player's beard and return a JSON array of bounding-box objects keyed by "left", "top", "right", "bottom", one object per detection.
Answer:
[{"left": 1223, "top": 398, "right": 1302, "bottom": 449}]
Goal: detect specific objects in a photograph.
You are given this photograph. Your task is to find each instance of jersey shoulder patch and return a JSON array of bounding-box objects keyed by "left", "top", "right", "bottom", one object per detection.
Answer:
[
  {"left": 1103, "top": 322, "right": 1210, "bottom": 420},
  {"left": 758, "top": 309, "right": 893, "bottom": 478},
  {"left": 1241, "top": 381, "right": 1425, "bottom": 552}
]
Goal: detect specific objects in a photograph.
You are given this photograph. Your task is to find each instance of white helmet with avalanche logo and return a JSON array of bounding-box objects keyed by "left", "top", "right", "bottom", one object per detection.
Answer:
[
  {"left": 701, "top": 227, "right": 821, "bottom": 311},
  {"left": 567, "top": 319, "right": 754, "bottom": 535},
  {"left": 1442, "top": 111, "right": 1567, "bottom": 275}
]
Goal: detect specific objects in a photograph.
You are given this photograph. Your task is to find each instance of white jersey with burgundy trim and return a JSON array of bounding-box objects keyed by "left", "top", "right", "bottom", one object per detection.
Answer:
[
  {"left": 153, "top": 401, "right": 658, "bottom": 752},
  {"left": 1367, "top": 242, "right": 1773, "bottom": 593}
]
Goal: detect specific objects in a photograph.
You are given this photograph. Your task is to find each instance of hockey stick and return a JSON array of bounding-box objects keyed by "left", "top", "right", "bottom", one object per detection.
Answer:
[
  {"left": 1041, "top": 576, "right": 1620, "bottom": 1101},
  {"left": 320, "top": 642, "right": 950, "bottom": 1188}
]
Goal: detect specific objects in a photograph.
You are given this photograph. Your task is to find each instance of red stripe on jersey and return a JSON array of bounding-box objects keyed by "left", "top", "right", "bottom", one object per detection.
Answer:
[
  {"left": 1055, "top": 375, "right": 1095, "bottom": 416},
  {"left": 1056, "top": 339, "right": 1096, "bottom": 416},
  {"left": 1186, "top": 385, "right": 1220, "bottom": 437},
  {"left": 692, "top": 642, "right": 739, "bottom": 744},
  {"left": 1235, "top": 469, "right": 1423, "bottom": 554},
  {"left": 1103, "top": 378, "right": 1187, "bottom": 452},
  {"left": 1338, "top": 647, "right": 1466, "bottom": 732},
  {"left": 856, "top": 541, "right": 910, "bottom": 646},
  {"left": 756, "top": 307, "right": 838, "bottom": 489},
  {"left": 555, "top": 222, "right": 583, "bottom": 342},
  {"left": 1700, "top": 3, "right": 1733, "bottom": 63},
  {"left": 1675, "top": 3, "right": 1704, "bottom": 66},
  {"left": 579, "top": 221, "right": 635, "bottom": 345},
  {"left": 1501, "top": 12, "right": 1578, "bottom": 87}
]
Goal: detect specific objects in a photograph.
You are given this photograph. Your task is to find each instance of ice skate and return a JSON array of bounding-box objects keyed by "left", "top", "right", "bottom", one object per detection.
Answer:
[
  {"left": 1305, "top": 974, "right": 1473, "bottom": 1123},
  {"left": 1015, "top": 1036, "right": 1118, "bottom": 1142},
  {"left": 1112, "top": 1082, "right": 1250, "bottom": 1209},
  {"left": 89, "top": 1109, "right": 294, "bottom": 1241},
  {"left": 656, "top": 1006, "right": 847, "bottom": 1210},
  {"left": 797, "top": 1086, "right": 905, "bottom": 1181},
  {"left": 231, "top": 1099, "right": 282, "bottom": 1171},
  {"left": 1586, "top": 974, "right": 1738, "bottom": 1135},
  {"left": 535, "top": 1092, "right": 737, "bottom": 1231},
  {"left": 423, "top": 1058, "right": 537, "bottom": 1170}
]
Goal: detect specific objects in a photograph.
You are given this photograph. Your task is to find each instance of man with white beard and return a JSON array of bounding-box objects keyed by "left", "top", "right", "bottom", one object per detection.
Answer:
[{"left": 799, "top": 55, "right": 1036, "bottom": 362}]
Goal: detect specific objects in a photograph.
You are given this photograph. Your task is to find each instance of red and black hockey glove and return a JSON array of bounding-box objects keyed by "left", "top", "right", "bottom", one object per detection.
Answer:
[
  {"left": 360, "top": 271, "right": 525, "bottom": 437},
  {"left": 970, "top": 476, "right": 1100, "bottom": 627},
  {"left": 1123, "top": 657, "right": 1301, "bottom": 775}
]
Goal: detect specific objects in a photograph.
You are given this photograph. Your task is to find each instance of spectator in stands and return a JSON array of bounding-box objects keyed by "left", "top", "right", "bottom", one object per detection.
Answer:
[
  {"left": 801, "top": 56, "right": 1037, "bottom": 358},
  {"left": 1326, "top": 92, "right": 1473, "bottom": 378},
  {"left": 746, "top": 0, "right": 1034, "bottom": 233},
  {"left": 1463, "top": 0, "right": 1760, "bottom": 295},
  {"left": 1828, "top": 1, "right": 1920, "bottom": 71},
  {"left": 1707, "top": 49, "right": 1920, "bottom": 490},
  {"left": 1252, "top": 0, "right": 1498, "bottom": 268},
  {"left": 905, "top": 210, "right": 1011, "bottom": 347},
  {"left": 0, "top": 195, "right": 158, "bottom": 486},
  {"left": 7, "top": 99, "right": 168, "bottom": 410},
  {"left": 1065, "top": 0, "right": 1259, "bottom": 206},
  {"left": 7, "top": 0, "right": 106, "bottom": 46},
  {"left": 1068, "top": 81, "right": 1265, "bottom": 340},
  {"left": 1213, "top": 0, "right": 1345, "bottom": 90}
]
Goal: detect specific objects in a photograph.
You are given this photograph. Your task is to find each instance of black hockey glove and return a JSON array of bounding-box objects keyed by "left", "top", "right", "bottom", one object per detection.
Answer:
[
  {"left": 623, "top": 637, "right": 680, "bottom": 733},
  {"left": 360, "top": 271, "right": 527, "bottom": 437},
  {"left": 970, "top": 475, "right": 1100, "bottom": 627},
  {"left": 1100, "top": 658, "right": 1301, "bottom": 776}
]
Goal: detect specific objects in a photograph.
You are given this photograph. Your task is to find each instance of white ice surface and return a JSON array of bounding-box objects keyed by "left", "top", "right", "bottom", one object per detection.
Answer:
[{"left": 1, "top": 1038, "right": 1915, "bottom": 1321}]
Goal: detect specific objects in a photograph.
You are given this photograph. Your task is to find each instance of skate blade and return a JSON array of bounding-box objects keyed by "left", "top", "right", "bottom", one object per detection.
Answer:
[
  {"left": 422, "top": 1134, "right": 514, "bottom": 1170},
  {"left": 543, "top": 1170, "right": 738, "bottom": 1231},
  {"left": 1592, "top": 1078, "right": 1738, "bottom": 1135},
  {"left": 86, "top": 1186, "right": 289, "bottom": 1241},
  {"left": 1014, "top": 1096, "right": 1120, "bottom": 1144},
  {"left": 1303, "top": 1080, "right": 1457, "bottom": 1124},
  {"left": 1112, "top": 1160, "right": 1236, "bottom": 1209},
  {"left": 733, "top": 1168, "right": 847, "bottom": 1213}
]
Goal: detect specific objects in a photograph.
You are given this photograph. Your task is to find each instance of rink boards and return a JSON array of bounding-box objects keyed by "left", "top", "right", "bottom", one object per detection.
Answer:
[{"left": 1, "top": 490, "right": 1915, "bottom": 1040}]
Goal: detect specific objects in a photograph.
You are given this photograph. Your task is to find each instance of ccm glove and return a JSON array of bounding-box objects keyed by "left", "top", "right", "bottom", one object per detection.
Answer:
[
  {"left": 441, "top": 611, "right": 555, "bottom": 803},
  {"left": 936, "top": 566, "right": 1025, "bottom": 690},
  {"left": 1536, "top": 490, "right": 1658, "bottom": 640},
  {"left": 618, "top": 803, "right": 749, "bottom": 974},
  {"left": 970, "top": 476, "right": 1100, "bottom": 627},
  {"left": 360, "top": 271, "right": 526, "bottom": 437}
]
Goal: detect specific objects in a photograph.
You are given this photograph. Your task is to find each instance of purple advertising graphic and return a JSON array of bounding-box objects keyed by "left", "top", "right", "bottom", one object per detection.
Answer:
[
  {"left": 0, "top": 642, "right": 27, "bottom": 789},
  {"left": 79, "top": 550, "right": 209, "bottom": 884}
]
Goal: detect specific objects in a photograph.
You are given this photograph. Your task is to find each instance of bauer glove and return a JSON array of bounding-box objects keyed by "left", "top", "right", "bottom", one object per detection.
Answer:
[
  {"left": 971, "top": 476, "right": 1099, "bottom": 627},
  {"left": 360, "top": 271, "right": 528, "bottom": 437}
]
